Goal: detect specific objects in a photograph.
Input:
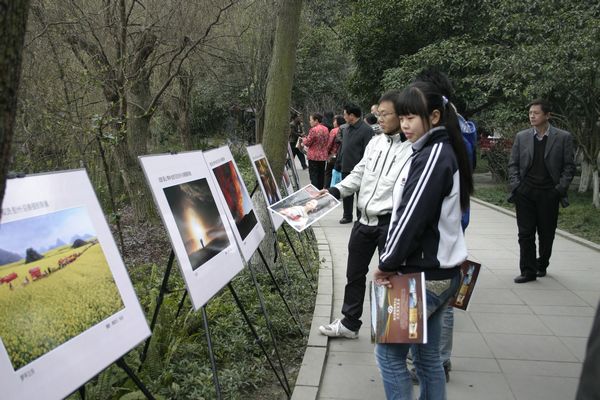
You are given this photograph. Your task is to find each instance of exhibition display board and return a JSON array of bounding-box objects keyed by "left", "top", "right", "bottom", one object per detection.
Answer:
[
  {"left": 0, "top": 170, "right": 150, "bottom": 400},
  {"left": 281, "top": 167, "right": 294, "bottom": 197},
  {"left": 286, "top": 143, "right": 300, "bottom": 189},
  {"left": 139, "top": 151, "right": 244, "bottom": 310},
  {"left": 204, "top": 146, "right": 265, "bottom": 262},
  {"left": 246, "top": 144, "right": 284, "bottom": 230}
]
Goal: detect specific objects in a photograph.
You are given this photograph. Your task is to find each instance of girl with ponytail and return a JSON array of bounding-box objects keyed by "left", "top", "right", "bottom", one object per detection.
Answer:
[{"left": 373, "top": 81, "right": 473, "bottom": 400}]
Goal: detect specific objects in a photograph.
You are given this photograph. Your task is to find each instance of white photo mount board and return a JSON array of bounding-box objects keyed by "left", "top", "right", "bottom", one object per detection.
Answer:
[
  {"left": 0, "top": 169, "right": 150, "bottom": 400},
  {"left": 286, "top": 143, "right": 300, "bottom": 189},
  {"left": 246, "top": 144, "right": 284, "bottom": 230},
  {"left": 204, "top": 146, "right": 265, "bottom": 262},
  {"left": 139, "top": 151, "right": 244, "bottom": 310}
]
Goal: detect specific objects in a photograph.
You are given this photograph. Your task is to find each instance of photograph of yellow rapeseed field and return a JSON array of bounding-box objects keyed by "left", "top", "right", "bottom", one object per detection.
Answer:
[{"left": 0, "top": 207, "right": 124, "bottom": 371}]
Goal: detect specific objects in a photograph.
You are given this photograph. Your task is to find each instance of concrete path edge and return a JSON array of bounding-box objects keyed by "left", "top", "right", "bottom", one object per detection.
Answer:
[{"left": 291, "top": 225, "right": 332, "bottom": 400}]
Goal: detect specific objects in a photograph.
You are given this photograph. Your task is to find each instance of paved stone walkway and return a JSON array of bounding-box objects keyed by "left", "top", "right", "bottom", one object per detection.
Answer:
[{"left": 291, "top": 168, "right": 599, "bottom": 400}]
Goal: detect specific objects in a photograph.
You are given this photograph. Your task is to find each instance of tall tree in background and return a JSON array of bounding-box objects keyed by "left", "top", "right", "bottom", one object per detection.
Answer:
[
  {"left": 0, "top": 0, "right": 30, "bottom": 218},
  {"left": 262, "top": 0, "right": 303, "bottom": 180}
]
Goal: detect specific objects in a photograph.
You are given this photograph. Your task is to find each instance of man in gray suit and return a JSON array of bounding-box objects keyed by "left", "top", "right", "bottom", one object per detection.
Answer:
[{"left": 508, "top": 99, "right": 575, "bottom": 283}]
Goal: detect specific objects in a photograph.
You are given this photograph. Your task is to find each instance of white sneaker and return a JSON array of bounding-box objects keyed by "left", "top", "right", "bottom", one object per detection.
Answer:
[{"left": 318, "top": 318, "right": 358, "bottom": 339}]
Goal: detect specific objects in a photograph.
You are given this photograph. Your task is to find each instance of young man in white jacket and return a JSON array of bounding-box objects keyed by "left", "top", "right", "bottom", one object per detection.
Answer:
[{"left": 319, "top": 91, "right": 413, "bottom": 338}]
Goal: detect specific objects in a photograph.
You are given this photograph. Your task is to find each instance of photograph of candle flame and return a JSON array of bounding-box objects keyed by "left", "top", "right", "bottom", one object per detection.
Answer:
[{"left": 163, "top": 178, "right": 230, "bottom": 271}]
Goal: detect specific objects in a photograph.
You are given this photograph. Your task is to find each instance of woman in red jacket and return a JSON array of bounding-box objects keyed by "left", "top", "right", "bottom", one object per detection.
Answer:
[{"left": 303, "top": 112, "right": 330, "bottom": 189}]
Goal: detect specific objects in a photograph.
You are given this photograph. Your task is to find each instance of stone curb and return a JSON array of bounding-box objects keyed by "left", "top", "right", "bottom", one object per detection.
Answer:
[
  {"left": 291, "top": 225, "right": 332, "bottom": 400},
  {"left": 472, "top": 197, "right": 600, "bottom": 252}
]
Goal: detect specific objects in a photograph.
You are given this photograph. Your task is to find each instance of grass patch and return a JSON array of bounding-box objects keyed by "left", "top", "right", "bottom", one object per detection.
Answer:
[{"left": 474, "top": 183, "right": 600, "bottom": 245}]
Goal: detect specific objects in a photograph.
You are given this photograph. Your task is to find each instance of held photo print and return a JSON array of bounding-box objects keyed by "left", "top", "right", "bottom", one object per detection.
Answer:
[
  {"left": 139, "top": 151, "right": 244, "bottom": 310},
  {"left": 0, "top": 170, "right": 150, "bottom": 400},
  {"left": 268, "top": 184, "right": 340, "bottom": 232},
  {"left": 246, "top": 144, "right": 284, "bottom": 230},
  {"left": 205, "top": 146, "right": 265, "bottom": 262}
]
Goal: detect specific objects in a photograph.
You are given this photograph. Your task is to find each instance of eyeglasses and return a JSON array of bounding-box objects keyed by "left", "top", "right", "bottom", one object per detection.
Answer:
[{"left": 378, "top": 112, "right": 396, "bottom": 120}]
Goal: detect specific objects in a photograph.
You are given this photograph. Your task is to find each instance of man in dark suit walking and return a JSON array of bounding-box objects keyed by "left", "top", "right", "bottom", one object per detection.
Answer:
[{"left": 508, "top": 99, "right": 575, "bottom": 283}]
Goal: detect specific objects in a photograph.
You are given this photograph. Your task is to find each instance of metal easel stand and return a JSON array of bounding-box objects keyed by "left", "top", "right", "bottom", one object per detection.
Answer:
[
  {"left": 256, "top": 247, "right": 305, "bottom": 336},
  {"left": 227, "top": 282, "right": 291, "bottom": 398}
]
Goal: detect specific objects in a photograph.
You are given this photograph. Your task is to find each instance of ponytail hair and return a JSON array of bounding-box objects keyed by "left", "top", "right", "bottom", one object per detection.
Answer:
[{"left": 396, "top": 81, "right": 473, "bottom": 211}]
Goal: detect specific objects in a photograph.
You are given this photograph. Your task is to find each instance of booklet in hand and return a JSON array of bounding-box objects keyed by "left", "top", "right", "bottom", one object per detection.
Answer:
[
  {"left": 370, "top": 272, "right": 427, "bottom": 344},
  {"left": 450, "top": 259, "right": 481, "bottom": 310}
]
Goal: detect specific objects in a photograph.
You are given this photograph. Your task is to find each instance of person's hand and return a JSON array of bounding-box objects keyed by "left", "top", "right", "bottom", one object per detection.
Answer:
[
  {"left": 316, "top": 189, "right": 329, "bottom": 198},
  {"left": 373, "top": 268, "right": 395, "bottom": 288}
]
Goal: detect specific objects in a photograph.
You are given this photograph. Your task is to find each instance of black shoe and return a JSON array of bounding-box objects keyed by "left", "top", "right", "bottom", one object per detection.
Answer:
[
  {"left": 536, "top": 269, "right": 547, "bottom": 277},
  {"left": 443, "top": 363, "right": 450, "bottom": 383},
  {"left": 514, "top": 274, "right": 536, "bottom": 283},
  {"left": 339, "top": 217, "right": 352, "bottom": 224}
]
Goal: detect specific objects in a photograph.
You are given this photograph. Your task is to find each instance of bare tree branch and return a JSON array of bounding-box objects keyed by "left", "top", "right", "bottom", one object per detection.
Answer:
[{"left": 143, "top": 0, "right": 239, "bottom": 118}]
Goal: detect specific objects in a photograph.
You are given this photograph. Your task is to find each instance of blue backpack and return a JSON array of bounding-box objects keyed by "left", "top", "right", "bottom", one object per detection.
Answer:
[
  {"left": 457, "top": 115, "right": 477, "bottom": 230},
  {"left": 458, "top": 115, "right": 477, "bottom": 169}
]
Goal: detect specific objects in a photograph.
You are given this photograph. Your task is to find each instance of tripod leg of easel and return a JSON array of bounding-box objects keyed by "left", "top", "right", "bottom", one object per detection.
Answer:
[
  {"left": 116, "top": 358, "right": 156, "bottom": 400},
  {"left": 246, "top": 263, "right": 291, "bottom": 393},
  {"left": 227, "top": 283, "right": 291, "bottom": 398},
  {"left": 282, "top": 225, "right": 315, "bottom": 290},
  {"left": 139, "top": 250, "right": 176, "bottom": 368},
  {"left": 175, "top": 290, "right": 188, "bottom": 319},
  {"left": 202, "top": 305, "right": 222, "bottom": 400},
  {"left": 257, "top": 248, "right": 305, "bottom": 336}
]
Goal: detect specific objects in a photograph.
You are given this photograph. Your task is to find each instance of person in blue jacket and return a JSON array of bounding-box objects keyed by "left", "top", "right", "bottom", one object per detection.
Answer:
[{"left": 373, "top": 80, "right": 473, "bottom": 400}]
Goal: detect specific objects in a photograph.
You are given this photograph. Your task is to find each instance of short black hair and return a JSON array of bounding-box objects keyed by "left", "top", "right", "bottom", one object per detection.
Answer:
[
  {"left": 527, "top": 99, "right": 552, "bottom": 114},
  {"left": 365, "top": 113, "right": 378, "bottom": 125},
  {"left": 334, "top": 115, "right": 345, "bottom": 127},
  {"left": 310, "top": 112, "right": 323, "bottom": 123},
  {"left": 379, "top": 90, "right": 401, "bottom": 114},
  {"left": 414, "top": 67, "right": 455, "bottom": 99},
  {"left": 343, "top": 102, "right": 362, "bottom": 118}
]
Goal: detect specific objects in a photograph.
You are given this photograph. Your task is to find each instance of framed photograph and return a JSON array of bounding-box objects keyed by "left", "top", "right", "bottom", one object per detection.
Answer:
[
  {"left": 204, "top": 146, "right": 265, "bottom": 262},
  {"left": 286, "top": 143, "right": 300, "bottom": 190},
  {"left": 268, "top": 184, "right": 340, "bottom": 232},
  {"left": 139, "top": 151, "right": 244, "bottom": 310},
  {"left": 0, "top": 170, "right": 150, "bottom": 400},
  {"left": 246, "top": 144, "right": 284, "bottom": 230},
  {"left": 281, "top": 167, "right": 294, "bottom": 198}
]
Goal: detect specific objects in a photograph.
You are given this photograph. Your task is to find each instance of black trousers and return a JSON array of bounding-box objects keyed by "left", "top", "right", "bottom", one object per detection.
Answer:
[
  {"left": 341, "top": 172, "right": 361, "bottom": 221},
  {"left": 308, "top": 160, "right": 326, "bottom": 189},
  {"left": 290, "top": 144, "right": 307, "bottom": 169},
  {"left": 514, "top": 185, "right": 560, "bottom": 277},
  {"left": 341, "top": 219, "right": 390, "bottom": 331}
]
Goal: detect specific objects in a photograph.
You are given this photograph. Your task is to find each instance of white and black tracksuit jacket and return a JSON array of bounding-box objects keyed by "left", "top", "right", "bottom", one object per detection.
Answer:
[
  {"left": 329, "top": 132, "right": 413, "bottom": 226},
  {"left": 379, "top": 127, "right": 467, "bottom": 279}
]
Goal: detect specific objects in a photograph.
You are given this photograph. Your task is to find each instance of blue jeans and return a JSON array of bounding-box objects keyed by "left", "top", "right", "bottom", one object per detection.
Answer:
[
  {"left": 375, "top": 274, "right": 460, "bottom": 400},
  {"left": 440, "top": 306, "right": 454, "bottom": 367}
]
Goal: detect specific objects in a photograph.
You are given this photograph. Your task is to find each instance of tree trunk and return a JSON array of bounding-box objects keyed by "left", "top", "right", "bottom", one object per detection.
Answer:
[
  {"left": 261, "top": 0, "right": 303, "bottom": 180},
  {"left": 177, "top": 70, "right": 193, "bottom": 150},
  {"left": 0, "top": 0, "right": 30, "bottom": 218},
  {"left": 579, "top": 159, "right": 591, "bottom": 193},
  {"left": 592, "top": 168, "right": 599, "bottom": 209},
  {"left": 126, "top": 76, "right": 156, "bottom": 221}
]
